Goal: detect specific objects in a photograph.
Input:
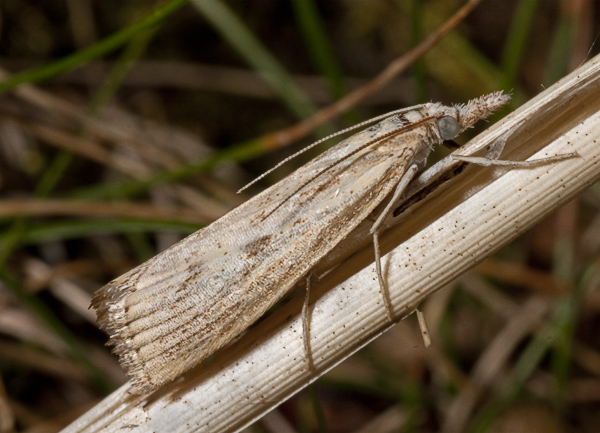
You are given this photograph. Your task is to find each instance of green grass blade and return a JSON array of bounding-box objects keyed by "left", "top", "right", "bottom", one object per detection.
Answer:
[
  {"left": 190, "top": 0, "right": 317, "bottom": 120},
  {"left": 291, "top": 0, "right": 347, "bottom": 102},
  {"left": 408, "top": 0, "right": 426, "bottom": 103},
  {"left": 0, "top": 220, "right": 200, "bottom": 246},
  {"left": 500, "top": 0, "right": 541, "bottom": 89},
  {"left": 0, "top": 0, "right": 188, "bottom": 93},
  {"left": 544, "top": 15, "right": 576, "bottom": 87}
]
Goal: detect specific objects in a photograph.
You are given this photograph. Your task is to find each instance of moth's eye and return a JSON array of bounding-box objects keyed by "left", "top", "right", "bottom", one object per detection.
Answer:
[{"left": 437, "top": 116, "right": 460, "bottom": 140}]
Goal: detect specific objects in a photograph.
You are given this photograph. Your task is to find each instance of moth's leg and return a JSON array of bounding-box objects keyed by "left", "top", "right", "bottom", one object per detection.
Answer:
[
  {"left": 370, "top": 164, "right": 420, "bottom": 322},
  {"left": 415, "top": 308, "right": 431, "bottom": 348},
  {"left": 453, "top": 130, "right": 578, "bottom": 166},
  {"left": 452, "top": 153, "right": 578, "bottom": 167},
  {"left": 302, "top": 272, "right": 316, "bottom": 372}
]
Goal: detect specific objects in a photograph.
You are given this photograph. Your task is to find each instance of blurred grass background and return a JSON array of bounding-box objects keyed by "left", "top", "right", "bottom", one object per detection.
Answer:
[{"left": 0, "top": 0, "right": 599, "bottom": 432}]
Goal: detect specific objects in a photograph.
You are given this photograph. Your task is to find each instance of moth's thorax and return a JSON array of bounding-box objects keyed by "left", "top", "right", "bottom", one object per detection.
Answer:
[
  {"left": 367, "top": 104, "right": 457, "bottom": 151},
  {"left": 422, "top": 102, "right": 460, "bottom": 121}
]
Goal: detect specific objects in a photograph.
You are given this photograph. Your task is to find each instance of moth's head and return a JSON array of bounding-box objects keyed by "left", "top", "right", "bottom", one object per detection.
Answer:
[{"left": 429, "top": 91, "right": 510, "bottom": 142}]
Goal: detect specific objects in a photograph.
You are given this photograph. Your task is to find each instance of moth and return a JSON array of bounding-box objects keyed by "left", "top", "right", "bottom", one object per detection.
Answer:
[{"left": 91, "top": 91, "right": 511, "bottom": 392}]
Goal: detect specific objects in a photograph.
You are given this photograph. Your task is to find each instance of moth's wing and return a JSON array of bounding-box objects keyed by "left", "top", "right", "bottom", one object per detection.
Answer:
[
  {"left": 91, "top": 115, "right": 427, "bottom": 392},
  {"left": 91, "top": 191, "right": 310, "bottom": 391}
]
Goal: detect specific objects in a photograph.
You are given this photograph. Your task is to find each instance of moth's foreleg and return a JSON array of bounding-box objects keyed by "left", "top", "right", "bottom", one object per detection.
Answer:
[
  {"left": 371, "top": 164, "right": 420, "bottom": 322},
  {"left": 452, "top": 131, "right": 577, "bottom": 167},
  {"left": 452, "top": 153, "right": 578, "bottom": 167}
]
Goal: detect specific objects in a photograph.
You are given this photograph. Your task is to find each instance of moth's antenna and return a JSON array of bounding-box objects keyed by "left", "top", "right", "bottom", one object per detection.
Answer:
[
  {"left": 577, "top": 30, "right": 600, "bottom": 69},
  {"left": 237, "top": 105, "right": 424, "bottom": 193}
]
